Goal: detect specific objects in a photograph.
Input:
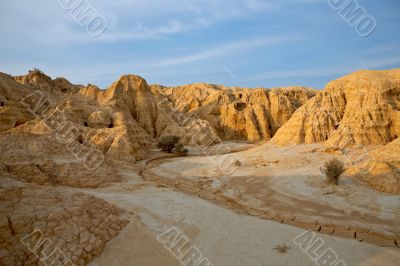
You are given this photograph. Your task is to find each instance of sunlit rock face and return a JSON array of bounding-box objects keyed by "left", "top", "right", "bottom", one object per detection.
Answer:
[
  {"left": 153, "top": 83, "right": 316, "bottom": 141},
  {"left": 273, "top": 69, "right": 400, "bottom": 147}
]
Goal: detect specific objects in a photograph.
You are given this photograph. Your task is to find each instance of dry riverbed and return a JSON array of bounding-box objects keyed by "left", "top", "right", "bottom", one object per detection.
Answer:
[{"left": 79, "top": 143, "right": 400, "bottom": 265}]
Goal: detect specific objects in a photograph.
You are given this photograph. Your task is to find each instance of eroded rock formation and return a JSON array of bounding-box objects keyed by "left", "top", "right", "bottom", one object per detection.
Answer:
[
  {"left": 272, "top": 69, "right": 400, "bottom": 147},
  {"left": 347, "top": 138, "right": 400, "bottom": 194},
  {"left": 269, "top": 69, "right": 400, "bottom": 193},
  {"left": 153, "top": 84, "right": 316, "bottom": 141}
]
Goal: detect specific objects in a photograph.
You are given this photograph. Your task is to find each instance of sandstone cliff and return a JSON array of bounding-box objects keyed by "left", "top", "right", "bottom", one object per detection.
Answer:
[
  {"left": 1, "top": 71, "right": 220, "bottom": 174},
  {"left": 347, "top": 138, "right": 400, "bottom": 194},
  {"left": 79, "top": 75, "right": 220, "bottom": 147},
  {"left": 270, "top": 69, "right": 400, "bottom": 194},
  {"left": 153, "top": 83, "right": 316, "bottom": 141},
  {"left": 272, "top": 69, "right": 400, "bottom": 147},
  {"left": 14, "top": 69, "right": 82, "bottom": 95}
]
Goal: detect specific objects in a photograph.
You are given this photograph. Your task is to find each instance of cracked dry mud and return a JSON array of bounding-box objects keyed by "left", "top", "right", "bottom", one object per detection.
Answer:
[{"left": 0, "top": 178, "right": 129, "bottom": 266}]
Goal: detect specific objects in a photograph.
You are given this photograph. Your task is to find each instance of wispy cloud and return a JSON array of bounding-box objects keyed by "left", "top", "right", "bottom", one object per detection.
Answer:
[
  {"left": 95, "top": 0, "right": 273, "bottom": 42},
  {"left": 153, "top": 35, "right": 295, "bottom": 67},
  {"left": 0, "top": 0, "right": 275, "bottom": 44},
  {"left": 27, "top": 35, "right": 293, "bottom": 83},
  {"left": 219, "top": 62, "right": 237, "bottom": 80}
]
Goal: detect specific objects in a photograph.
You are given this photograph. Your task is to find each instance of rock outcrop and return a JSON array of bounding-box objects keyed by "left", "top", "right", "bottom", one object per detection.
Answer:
[
  {"left": 348, "top": 138, "right": 400, "bottom": 194},
  {"left": 153, "top": 83, "right": 316, "bottom": 141},
  {"left": 273, "top": 69, "right": 400, "bottom": 147},
  {"left": 0, "top": 73, "right": 37, "bottom": 133},
  {"left": 14, "top": 69, "right": 82, "bottom": 95},
  {"left": 79, "top": 75, "right": 220, "bottom": 147},
  {"left": 269, "top": 69, "right": 400, "bottom": 194},
  {"left": 0, "top": 71, "right": 225, "bottom": 182}
]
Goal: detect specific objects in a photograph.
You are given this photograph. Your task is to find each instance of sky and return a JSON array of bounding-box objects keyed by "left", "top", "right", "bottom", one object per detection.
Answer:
[{"left": 0, "top": 0, "right": 399, "bottom": 89}]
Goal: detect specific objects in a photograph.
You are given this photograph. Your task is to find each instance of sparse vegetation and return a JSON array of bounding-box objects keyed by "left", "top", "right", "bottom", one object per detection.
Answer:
[
  {"left": 157, "top": 136, "right": 189, "bottom": 155},
  {"left": 157, "top": 136, "right": 180, "bottom": 153},
  {"left": 233, "top": 160, "right": 242, "bottom": 167},
  {"left": 273, "top": 244, "right": 290, "bottom": 253},
  {"left": 320, "top": 159, "right": 345, "bottom": 185},
  {"left": 29, "top": 68, "right": 44, "bottom": 75},
  {"left": 173, "top": 143, "right": 188, "bottom": 156}
]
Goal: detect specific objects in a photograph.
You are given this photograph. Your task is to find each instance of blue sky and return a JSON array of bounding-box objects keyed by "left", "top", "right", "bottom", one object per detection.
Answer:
[{"left": 0, "top": 0, "right": 399, "bottom": 89}]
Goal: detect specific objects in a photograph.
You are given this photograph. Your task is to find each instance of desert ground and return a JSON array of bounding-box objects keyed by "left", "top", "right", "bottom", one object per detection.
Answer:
[
  {"left": 1, "top": 69, "right": 399, "bottom": 265},
  {"left": 87, "top": 143, "right": 400, "bottom": 266}
]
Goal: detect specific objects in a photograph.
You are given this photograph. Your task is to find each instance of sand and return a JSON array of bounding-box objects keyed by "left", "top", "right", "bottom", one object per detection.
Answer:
[
  {"left": 85, "top": 182, "right": 399, "bottom": 266},
  {"left": 76, "top": 143, "right": 400, "bottom": 265}
]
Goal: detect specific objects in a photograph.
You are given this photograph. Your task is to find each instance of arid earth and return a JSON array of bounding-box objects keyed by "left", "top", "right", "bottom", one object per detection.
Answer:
[{"left": 0, "top": 69, "right": 399, "bottom": 265}]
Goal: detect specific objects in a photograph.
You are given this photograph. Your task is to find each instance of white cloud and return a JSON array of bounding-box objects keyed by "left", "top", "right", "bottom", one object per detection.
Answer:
[
  {"left": 153, "top": 35, "right": 295, "bottom": 67},
  {"left": 95, "top": 0, "right": 273, "bottom": 42},
  {"left": 0, "top": 0, "right": 276, "bottom": 44}
]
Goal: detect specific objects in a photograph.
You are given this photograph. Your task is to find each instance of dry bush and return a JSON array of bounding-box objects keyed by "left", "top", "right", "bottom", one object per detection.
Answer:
[
  {"left": 273, "top": 244, "right": 290, "bottom": 253},
  {"left": 29, "top": 68, "right": 44, "bottom": 75},
  {"left": 157, "top": 136, "right": 180, "bottom": 153},
  {"left": 174, "top": 143, "right": 188, "bottom": 156},
  {"left": 320, "top": 159, "right": 345, "bottom": 185},
  {"left": 233, "top": 160, "right": 242, "bottom": 167}
]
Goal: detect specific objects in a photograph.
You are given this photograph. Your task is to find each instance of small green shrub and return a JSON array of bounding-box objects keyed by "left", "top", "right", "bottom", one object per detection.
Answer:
[
  {"left": 174, "top": 143, "right": 188, "bottom": 156},
  {"left": 320, "top": 159, "right": 345, "bottom": 185},
  {"left": 29, "top": 68, "right": 44, "bottom": 75},
  {"left": 157, "top": 136, "right": 180, "bottom": 153}
]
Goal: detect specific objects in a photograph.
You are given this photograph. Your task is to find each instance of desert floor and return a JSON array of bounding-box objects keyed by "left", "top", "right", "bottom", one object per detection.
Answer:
[{"left": 70, "top": 142, "right": 400, "bottom": 266}]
